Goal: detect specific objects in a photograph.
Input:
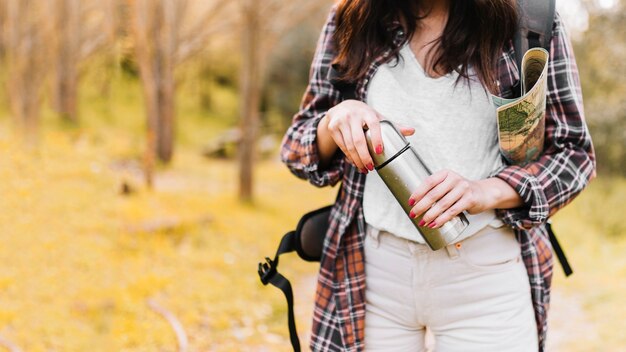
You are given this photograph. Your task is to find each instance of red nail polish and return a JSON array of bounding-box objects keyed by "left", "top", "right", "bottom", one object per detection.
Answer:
[
  {"left": 428, "top": 222, "right": 437, "bottom": 228},
  {"left": 409, "top": 211, "right": 415, "bottom": 218},
  {"left": 367, "top": 163, "right": 374, "bottom": 171},
  {"left": 375, "top": 145, "right": 383, "bottom": 154},
  {"left": 408, "top": 198, "right": 415, "bottom": 206},
  {"left": 419, "top": 220, "right": 425, "bottom": 226},
  {"left": 360, "top": 168, "right": 367, "bottom": 174}
]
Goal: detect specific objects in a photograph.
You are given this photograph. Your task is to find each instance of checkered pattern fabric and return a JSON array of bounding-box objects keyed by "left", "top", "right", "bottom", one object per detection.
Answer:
[{"left": 279, "top": 6, "right": 596, "bottom": 351}]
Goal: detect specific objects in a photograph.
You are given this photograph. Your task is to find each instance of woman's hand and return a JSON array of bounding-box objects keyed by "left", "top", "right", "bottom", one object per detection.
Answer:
[
  {"left": 406, "top": 169, "right": 524, "bottom": 228},
  {"left": 324, "top": 100, "right": 415, "bottom": 173}
]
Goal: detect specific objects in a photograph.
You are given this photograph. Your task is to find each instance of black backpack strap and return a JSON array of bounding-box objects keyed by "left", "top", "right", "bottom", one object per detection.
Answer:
[
  {"left": 546, "top": 220, "right": 573, "bottom": 276},
  {"left": 257, "top": 204, "right": 334, "bottom": 352},
  {"left": 513, "top": 0, "right": 556, "bottom": 96},
  {"left": 258, "top": 231, "right": 301, "bottom": 351}
]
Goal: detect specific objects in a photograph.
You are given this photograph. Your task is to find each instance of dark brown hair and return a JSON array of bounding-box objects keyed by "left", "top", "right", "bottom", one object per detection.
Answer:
[{"left": 332, "top": 0, "right": 518, "bottom": 93}]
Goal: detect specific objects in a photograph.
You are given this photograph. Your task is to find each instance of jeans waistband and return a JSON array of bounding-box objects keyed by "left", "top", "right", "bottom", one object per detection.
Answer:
[{"left": 365, "top": 221, "right": 516, "bottom": 259}]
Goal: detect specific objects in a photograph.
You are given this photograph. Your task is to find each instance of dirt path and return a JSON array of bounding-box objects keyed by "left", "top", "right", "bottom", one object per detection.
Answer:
[
  {"left": 546, "top": 289, "right": 599, "bottom": 351},
  {"left": 293, "top": 275, "right": 317, "bottom": 346}
]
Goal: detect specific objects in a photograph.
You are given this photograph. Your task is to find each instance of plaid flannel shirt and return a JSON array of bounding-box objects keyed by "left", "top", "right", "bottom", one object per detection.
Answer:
[{"left": 280, "top": 6, "right": 596, "bottom": 352}]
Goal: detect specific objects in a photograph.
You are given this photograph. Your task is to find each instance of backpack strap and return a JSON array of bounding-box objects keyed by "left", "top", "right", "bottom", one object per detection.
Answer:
[
  {"left": 257, "top": 204, "right": 334, "bottom": 352},
  {"left": 258, "top": 231, "right": 301, "bottom": 351},
  {"left": 514, "top": 0, "right": 556, "bottom": 73},
  {"left": 546, "top": 219, "right": 574, "bottom": 276}
]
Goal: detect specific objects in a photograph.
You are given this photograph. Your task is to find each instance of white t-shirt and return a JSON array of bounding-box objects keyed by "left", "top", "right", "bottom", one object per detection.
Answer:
[{"left": 362, "top": 43, "right": 506, "bottom": 244}]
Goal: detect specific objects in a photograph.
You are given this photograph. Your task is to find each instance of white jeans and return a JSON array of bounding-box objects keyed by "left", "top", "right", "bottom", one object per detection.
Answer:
[{"left": 364, "top": 222, "right": 537, "bottom": 351}]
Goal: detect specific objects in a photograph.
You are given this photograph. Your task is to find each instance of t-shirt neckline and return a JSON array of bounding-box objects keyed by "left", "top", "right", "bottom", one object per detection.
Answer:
[{"left": 401, "top": 43, "right": 457, "bottom": 81}]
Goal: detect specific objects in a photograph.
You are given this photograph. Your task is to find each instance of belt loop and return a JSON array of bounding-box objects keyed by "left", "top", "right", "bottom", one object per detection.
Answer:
[
  {"left": 407, "top": 241, "right": 417, "bottom": 256},
  {"left": 367, "top": 224, "right": 380, "bottom": 248},
  {"left": 445, "top": 242, "right": 460, "bottom": 259}
]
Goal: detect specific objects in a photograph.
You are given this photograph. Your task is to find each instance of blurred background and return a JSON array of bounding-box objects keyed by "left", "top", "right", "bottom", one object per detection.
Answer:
[{"left": 0, "top": 0, "right": 623, "bottom": 351}]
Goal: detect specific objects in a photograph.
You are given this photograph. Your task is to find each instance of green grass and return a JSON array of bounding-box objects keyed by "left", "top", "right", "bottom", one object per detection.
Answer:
[
  {"left": 28, "top": 66, "right": 241, "bottom": 162},
  {"left": 0, "top": 131, "right": 338, "bottom": 351},
  {"left": 0, "top": 72, "right": 336, "bottom": 350}
]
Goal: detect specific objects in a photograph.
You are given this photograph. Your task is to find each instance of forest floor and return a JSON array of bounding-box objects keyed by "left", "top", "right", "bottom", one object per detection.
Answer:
[{"left": 0, "top": 129, "right": 624, "bottom": 351}]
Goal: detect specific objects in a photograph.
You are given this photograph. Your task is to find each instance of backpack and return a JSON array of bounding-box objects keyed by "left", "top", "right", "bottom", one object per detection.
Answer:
[{"left": 258, "top": 1, "right": 570, "bottom": 351}]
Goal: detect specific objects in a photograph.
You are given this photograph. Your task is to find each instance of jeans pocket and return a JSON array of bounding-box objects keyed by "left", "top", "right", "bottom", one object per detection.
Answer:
[
  {"left": 457, "top": 226, "right": 521, "bottom": 272},
  {"left": 460, "top": 251, "right": 522, "bottom": 272}
]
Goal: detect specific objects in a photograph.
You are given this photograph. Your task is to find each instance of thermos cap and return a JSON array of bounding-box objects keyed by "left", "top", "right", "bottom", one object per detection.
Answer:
[{"left": 365, "top": 120, "right": 411, "bottom": 168}]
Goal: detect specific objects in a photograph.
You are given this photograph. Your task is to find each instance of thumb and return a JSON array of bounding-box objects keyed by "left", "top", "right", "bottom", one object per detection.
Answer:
[{"left": 397, "top": 124, "right": 415, "bottom": 136}]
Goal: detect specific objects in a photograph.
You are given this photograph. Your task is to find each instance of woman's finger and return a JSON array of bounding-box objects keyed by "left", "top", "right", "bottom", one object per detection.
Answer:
[
  {"left": 329, "top": 129, "right": 351, "bottom": 164},
  {"left": 351, "top": 120, "right": 374, "bottom": 171},
  {"left": 364, "top": 114, "right": 383, "bottom": 156},
  {"left": 408, "top": 169, "right": 449, "bottom": 209},
  {"left": 394, "top": 122, "right": 416, "bottom": 137},
  {"left": 429, "top": 195, "right": 471, "bottom": 229},
  {"left": 419, "top": 184, "right": 465, "bottom": 227},
  {"left": 340, "top": 122, "right": 367, "bottom": 172},
  {"left": 409, "top": 171, "right": 456, "bottom": 219}
]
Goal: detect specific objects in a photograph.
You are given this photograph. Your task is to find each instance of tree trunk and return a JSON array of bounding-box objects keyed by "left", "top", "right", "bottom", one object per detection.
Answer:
[
  {"left": 54, "top": 60, "right": 79, "bottom": 124},
  {"left": 156, "top": 0, "right": 178, "bottom": 164},
  {"left": 155, "top": 65, "right": 175, "bottom": 163},
  {"left": 134, "top": 0, "right": 176, "bottom": 168},
  {"left": 134, "top": 1, "right": 159, "bottom": 186},
  {"left": 5, "top": 0, "right": 48, "bottom": 144},
  {"left": 53, "top": 0, "right": 80, "bottom": 124},
  {"left": 140, "top": 69, "right": 175, "bottom": 180},
  {"left": 143, "top": 52, "right": 175, "bottom": 165},
  {"left": 238, "top": 1, "right": 261, "bottom": 202}
]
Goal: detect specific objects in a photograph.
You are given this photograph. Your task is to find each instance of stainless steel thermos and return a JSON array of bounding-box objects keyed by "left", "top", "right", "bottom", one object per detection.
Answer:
[{"left": 364, "top": 120, "right": 469, "bottom": 250}]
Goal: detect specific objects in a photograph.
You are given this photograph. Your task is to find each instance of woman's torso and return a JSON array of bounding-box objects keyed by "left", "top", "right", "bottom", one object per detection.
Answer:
[{"left": 362, "top": 43, "right": 506, "bottom": 243}]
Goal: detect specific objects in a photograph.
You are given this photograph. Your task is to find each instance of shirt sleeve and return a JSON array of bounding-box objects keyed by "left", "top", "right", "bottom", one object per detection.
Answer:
[
  {"left": 488, "top": 12, "right": 597, "bottom": 230},
  {"left": 279, "top": 6, "right": 345, "bottom": 188}
]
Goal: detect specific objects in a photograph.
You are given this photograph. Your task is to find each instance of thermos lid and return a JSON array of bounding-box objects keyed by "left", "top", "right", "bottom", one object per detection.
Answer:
[{"left": 365, "top": 120, "right": 410, "bottom": 167}]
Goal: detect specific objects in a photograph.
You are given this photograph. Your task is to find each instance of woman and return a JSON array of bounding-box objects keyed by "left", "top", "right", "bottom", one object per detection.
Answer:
[{"left": 280, "top": 0, "right": 596, "bottom": 351}]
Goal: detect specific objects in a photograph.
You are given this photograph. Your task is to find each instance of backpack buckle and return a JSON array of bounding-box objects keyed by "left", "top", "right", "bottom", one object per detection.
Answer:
[{"left": 258, "top": 257, "right": 277, "bottom": 286}]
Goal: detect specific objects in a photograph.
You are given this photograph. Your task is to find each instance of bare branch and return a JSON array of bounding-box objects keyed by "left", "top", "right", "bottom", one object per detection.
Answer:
[
  {"left": 175, "top": 0, "right": 235, "bottom": 63},
  {"left": 0, "top": 334, "right": 21, "bottom": 352},
  {"left": 147, "top": 298, "right": 189, "bottom": 352},
  {"left": 265, "top": 1, "right": 330, "bottom": 37},
  {"left": 80, "top": 32, "right": 108, "bottom": 60},
  {"left": 176, "top": 16, "right": 235, "bottom": 64}
]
